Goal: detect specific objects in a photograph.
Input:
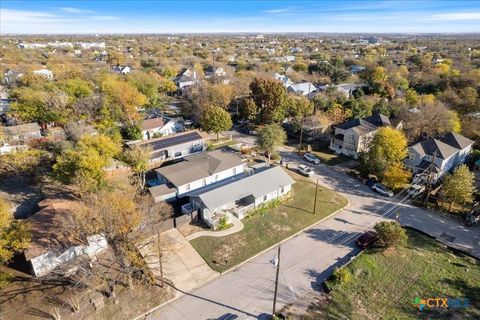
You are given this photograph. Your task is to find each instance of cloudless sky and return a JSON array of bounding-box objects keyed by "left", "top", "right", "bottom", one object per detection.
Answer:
[{"left": 1, "top": 1, "right": 479, "bottom": 34}]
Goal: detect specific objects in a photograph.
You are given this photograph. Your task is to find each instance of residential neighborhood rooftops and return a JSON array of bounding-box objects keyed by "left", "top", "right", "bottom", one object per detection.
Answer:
[
  {"left": 149, "top": 184, "right": 177, "bottom": 198},
  {"left": 142, "top": 117, "right": 165, "bottom": 131},
  {"left": 193, "top": 166, "right": 294, "bottom": 210},
  {"left": 335, "top": 113, "right": 390, "bottom": 131},
  {"left": 133, "top": 130, "right": 208, "bottom": 151},
  {"left": 24, "top": 199, "right": 80, "bottom": 261},
  {"left": 155, "top": 149, "right": 244, "bottom": 187},
  {"left": 4, "top": 122, "right": 41, "bottom": 136}
]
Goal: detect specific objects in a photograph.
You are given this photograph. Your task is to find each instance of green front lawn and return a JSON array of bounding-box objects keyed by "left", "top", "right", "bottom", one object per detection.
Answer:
[
  {"left": 309, "top": 229, "right": 480, "bottom": 319},
  {"left": 309, "top": 144, "right": 351, "bottom": 166},
  {"left": 190, "top": 172, "right": 348, "bottom": 272}
]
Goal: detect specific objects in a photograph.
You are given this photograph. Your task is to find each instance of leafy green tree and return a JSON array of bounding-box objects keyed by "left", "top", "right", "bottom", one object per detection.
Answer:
[
  {"left": 374, "top": 221, "right": 408, "bottom": 248},
  {"left": 0, "top": 197, "right": 31, "bottom": 264},
  {"left": 127, "top": 71, "right": 163, "bottom": 107},
  {"left": 124, "top": 124, "right": 143, "bottom": 140},
  {"left": 285, "top": 95, "right": 314, "bottom": 119},
  {"left": 249, "top": 78, "right": 288, "bottom": 124},
  {"left": 200, "top": 106, "right": 233, "bottom": 141},
  {"left": 382, "top": 163, "right": 411, "bottom": 190},
  {"left": 238, "top": 97, "right": 258, "bottom": 121},
  {"left": 59, "top": 78, "right": 93, "bottom": 100},
  {"left": 122, "top": 145, "right": 152, "bottom": 190},
  {"left": 101, "top": 75, "right": 147, "bottom": 125},
  {"left": 53, "top": 134, "right": 121, "bottom": 193},
  {"left": 257, "top": 124, "right": 286, "bottom": 164},
  {"left": 442, "top": 165, "right": 475, "bottom": 212},
  {"left": 363, "top": 127, "right": 408, "bottom": 180}
]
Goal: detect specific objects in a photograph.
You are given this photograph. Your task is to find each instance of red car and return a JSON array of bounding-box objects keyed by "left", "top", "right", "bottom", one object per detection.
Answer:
[{"left": 356, "top": 231, "right": 379, "bottom": 249}]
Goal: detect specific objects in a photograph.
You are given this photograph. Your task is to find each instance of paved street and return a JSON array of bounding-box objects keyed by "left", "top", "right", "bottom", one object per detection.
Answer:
[{"left": 148, "top": 150, "right": 480, "bottom": 320}]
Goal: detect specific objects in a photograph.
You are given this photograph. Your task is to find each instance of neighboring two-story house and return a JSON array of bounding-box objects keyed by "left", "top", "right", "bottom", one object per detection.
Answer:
[
  {"left": 404, "top": 132, "right": 474, "bottom": 181},
  {"left": 149, "top": 149, "right": 246, "bottom": 202},
  {"left": 329, "top": 113, "right": 391, "bottom": 159}
]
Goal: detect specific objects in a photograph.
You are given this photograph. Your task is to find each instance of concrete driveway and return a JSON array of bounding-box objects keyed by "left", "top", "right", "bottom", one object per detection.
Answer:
[
  {"left": 221, "top": 126, "right": 257, "bottom": 146},
  {"left": 146, "top": 151, "right": 480, "bottom": 320},
  {"left": 139, "top": 229, "right": 218, "bottom": 294}
]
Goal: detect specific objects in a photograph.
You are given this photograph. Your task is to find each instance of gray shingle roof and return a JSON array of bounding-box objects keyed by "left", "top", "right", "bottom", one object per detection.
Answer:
[
  {"left": 440, "top": 132, "right": 474, "bottom": 150},
  {"left": 412, "top": 138, "right": 459, "bottom": 160},
  {"left": 195, "top": 166, "right": 294, "bottom": 211},
  {"left": 155, "top": 149, "right": 244, "bottom": 187},
  {"left": 4, "top": 122, "right": 41, "bottom": 135}
]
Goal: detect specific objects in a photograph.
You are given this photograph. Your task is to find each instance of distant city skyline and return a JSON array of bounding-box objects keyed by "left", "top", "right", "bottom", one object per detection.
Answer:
[{"left": 1, "top": 1, "right": 480, "bottom": 34}]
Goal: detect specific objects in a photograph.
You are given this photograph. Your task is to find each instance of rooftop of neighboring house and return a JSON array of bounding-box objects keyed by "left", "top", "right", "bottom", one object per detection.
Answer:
[
  {"left": 155, "top": 149, "right": 244, "bottom": 187},
  {"left": 24, "top": 199, "right": 81, "bottom": 261},
  {"left": 174, "top": 68, "right": 197, "bottom": 82},
  {"left": 142, "top": 117, "right": 165, "bottom": 131},
  {"left": 334, "top": 113, "right": 391, "bottom": 133},
  {"left": 132, "top": 129, "right": 209, "bottom": 151},
  {"left": 3, "top": 122, "right": 41, "bottom": 136},
  {"left": 192, "top": 166, "right": 294, "bottom": 210},
  {"left": 410, "top": 132, "right": 474, "bottom": 160},
  {"left": 288, "top": 82, "right": 316, "bottom": 94}
]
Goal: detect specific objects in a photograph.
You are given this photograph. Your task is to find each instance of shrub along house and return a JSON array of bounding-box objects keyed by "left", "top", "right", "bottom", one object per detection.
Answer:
[
  {"left": 188, "top": 166, "right": 294, "bottom": 229},
  {"left": 149, "top": 149, "right": 246, "bottom": 202}
]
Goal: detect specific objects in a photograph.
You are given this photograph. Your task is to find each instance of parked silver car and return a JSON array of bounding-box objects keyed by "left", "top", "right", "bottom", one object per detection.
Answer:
[
  {"left": 298, "top": 164, "right": 314, "bottom": 177},
  {"left": 372, "top": 183, "right": 394, "bottom": 197},
  {"left": 303, "top": 153, "right": 320, "bottom": 165}
]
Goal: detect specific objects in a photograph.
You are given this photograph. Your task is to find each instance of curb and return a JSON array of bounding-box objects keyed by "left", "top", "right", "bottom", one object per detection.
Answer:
[{"left": 133, "top": 195, "right": 350, "bottom": 319}]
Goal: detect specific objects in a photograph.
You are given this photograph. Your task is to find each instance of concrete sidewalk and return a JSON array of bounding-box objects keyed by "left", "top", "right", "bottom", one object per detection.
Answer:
[{"left": 186, "top": 219, "right": 244, "bottom": 241}]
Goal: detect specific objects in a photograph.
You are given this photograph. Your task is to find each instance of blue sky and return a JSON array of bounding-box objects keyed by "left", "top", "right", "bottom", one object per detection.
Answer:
[{"left": 1, "top": 1, "right": 480, "bottom": 34}]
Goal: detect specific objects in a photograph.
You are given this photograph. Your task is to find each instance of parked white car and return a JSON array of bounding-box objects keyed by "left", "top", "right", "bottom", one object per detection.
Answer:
[
  {"left": 406, "top": 184, "right": 425, "bottom": 198},
  {"left": 303, "top": 153, "right": 320, "bottom": 165},
  {"left": 298, "top": 164, "right": 314, "bottom": 177},
  {"left": 372, "top": 183, "right": 394, "bottom": 197}
]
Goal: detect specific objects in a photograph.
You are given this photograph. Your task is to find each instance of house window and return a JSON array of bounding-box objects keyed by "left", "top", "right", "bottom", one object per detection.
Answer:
[
  {"left": 215, "top": 175, "right": 218, "bottom": 182},
  {"left": 263, "top": 195, "right": 267, "bottom": 201},
  {"left": 233, "top": 167, "right": 237, "bottom": 175},
  {"left": 186, "top": 184, "right": 191, "bottom": 191},
  {"left": 202, "top": 179, "right": 206, "bottom": 186},
  {"left": 175, "top": 151, "right": 182, "bottom": 157},
  {"left": 281, "top": 187, "right": 285, "bottom": 193},
  {"left": 408, "top": 153, "right": 416, "bottom": 161}
]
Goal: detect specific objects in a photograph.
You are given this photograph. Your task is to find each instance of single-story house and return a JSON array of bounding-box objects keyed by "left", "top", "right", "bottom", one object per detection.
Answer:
[
  {"left": 404, "top": 132, "right": 474, "bottom": 181},
  {"left": 33, "top": 69, "right": 54, "bottom": 80},
  {"left": 22, "top": 199, "right": 108, "bottom": 277},
  {"left": 319, "top": 83, "right": 366, "bottom": 98},
  {"left": 274, "top": 73, "right": 293, "bottom": 87},
  {"left": 287, "top": 82, "right": 317, "bottom": 95},
  {"left": 205, "top": 66, "right": 226, "bottom": 78},
  {"left": 141, "top": 117, "right": 184, "bottom": 140},
  {"left": 3, "top": 122, "right": 42, "bottom": 142},
  {"left": 329, "top": 113, "right": 391, "bottom": 159},
  {"left": 112, "top": 65, "right": 131, "bottom": 74},
  {"left": 150, "top": 149, "right": 246, "bottom": 202},
  {"left": 130, "top": 129, "right": 208, "bottom": 163},
  {"left": 189, "top": 166, "right": 294, "bottom": 228},
  {"left": 174, "top": 68, "right": 199, "bottom": 90}
]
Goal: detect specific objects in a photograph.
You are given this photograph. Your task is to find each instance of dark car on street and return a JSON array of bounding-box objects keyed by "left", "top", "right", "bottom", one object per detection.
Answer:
[{"left": 355, "top": 231, "right": 379, "bottom": 249}]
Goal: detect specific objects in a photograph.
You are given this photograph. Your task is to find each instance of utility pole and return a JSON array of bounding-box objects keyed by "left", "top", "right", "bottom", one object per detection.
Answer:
[
  {"left": 272, "top": 245, "right": 281, "bottom": 317},
  {"left": 423, "top": 151, "right": 437, "bottom": 207},
  {"left": 313, "top": 178, "right": 319, "bottom": 214},
  {"left": 157, "top": 231, "right": 164, "bottom": 287},
  {"left": 298, "top": 112, "right": 305, "bottom": 152}
]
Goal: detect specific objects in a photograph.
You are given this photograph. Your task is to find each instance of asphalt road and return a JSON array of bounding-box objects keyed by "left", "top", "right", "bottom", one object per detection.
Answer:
[{"left": 149, "top": 151, "right": 480, "bottom": 320}]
